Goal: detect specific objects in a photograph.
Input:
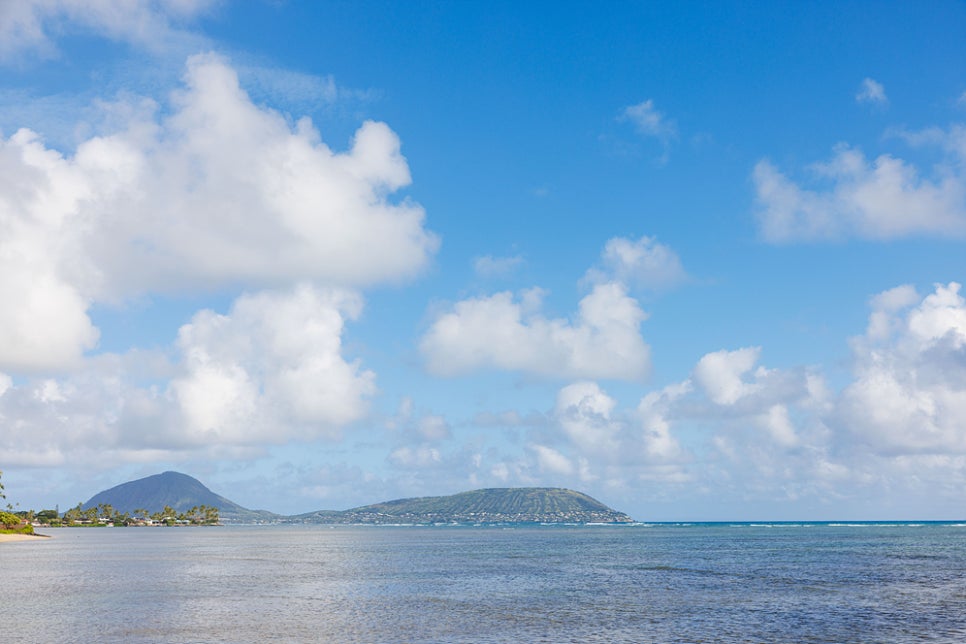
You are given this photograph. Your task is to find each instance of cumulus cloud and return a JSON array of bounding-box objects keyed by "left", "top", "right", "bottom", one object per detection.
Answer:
[
  {"left": 856, "top": 78, "right": 888, "bottom": 106},
  {"left": 91, "top": 54, "right": 437, "bottom": 294},
  {"left": 0, "top": 130, "right": 100, "bottom": 371},
  {"left": 0, "top": 0, "right": 215, "bottom": 62},
  {"left": 835, "top": 282, "right": 966, "bottom": 454},
  {"left": 170, "top": 284, "right": 376, "bottom": 443},
  {"left": 420, "top": 282, "right": 650, "bottom": 380},
  {"left": 753, "top": 134, "right": 966, "bottom": 241},
  {"left": 0, "top": 285, "right": 376, "bottom": 466},
  {"left": 0, "top": 54, "right": 437, "bottom": 371},
  {"left": 583, "top": 235, "right": 687, "bottom": 291},
  {"left": 518, "top": 381, "right": 692, "bottom": 488},
  {"left": 380, "top": 283, "right": 966, "bottom": 513},
  {"left": 865, "top": 284, "right": 920, "bottom": 342},
  {"left": 636, "top": 380, "right": 692, "bottom": 462},
  {"left": 554, "top": 381, "right": 621, "bottom": 454},
  {"left": 756, "top": 404, "right": 800, "bottom": 448},
  {"left": 692, "top": 347, "right": 764, "bottom": 405}
]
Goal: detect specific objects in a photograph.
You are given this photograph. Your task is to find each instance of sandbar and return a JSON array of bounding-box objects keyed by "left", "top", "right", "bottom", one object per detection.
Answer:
[{"left": 0, "top": 533, "right": 50, "bottom": 543}]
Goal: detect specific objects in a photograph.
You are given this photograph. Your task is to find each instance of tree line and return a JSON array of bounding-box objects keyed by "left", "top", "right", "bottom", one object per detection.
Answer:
[{"left": 51, "top": 502, "right": 221, "bottom": 526}]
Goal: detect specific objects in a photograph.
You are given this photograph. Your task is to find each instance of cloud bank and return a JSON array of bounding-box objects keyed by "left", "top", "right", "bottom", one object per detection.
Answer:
[{"left": 0, "top": 284, "right": 374, "bottom": 466}]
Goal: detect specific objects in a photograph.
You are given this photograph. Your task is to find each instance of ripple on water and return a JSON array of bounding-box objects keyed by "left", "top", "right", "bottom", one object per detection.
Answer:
[{"left": 2, "top": 524, "right": 966, "bottom": 643}]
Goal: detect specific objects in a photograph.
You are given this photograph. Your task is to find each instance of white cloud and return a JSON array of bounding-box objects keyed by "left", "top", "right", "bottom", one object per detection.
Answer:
[
  {"left": 473, "top": 254, "right": 524, "bottom": 279},
  {"left": 622, "top": 99, "right": 676, "bottom": 143},
  {"left": 522, "top": 380, "right": 692, "bottom": 489},
  {"left": 583, "top": 235, "right": 687, "bottom": 290},
  {"left": 389, "top": 445, "right": 442, "bottom": 468},
  {"left": 92, "top": 54, "right": 437, "bottom": 294},
  {"left": 692, "top": 347, "right": 763, "bottom": 405},
  {"left": 757, "top": 404, "right": 799, "bottom": 448},
  {"left": 171, "top": 284, "right": 375, "bottom": 442},
  {"left": 397, "top": 283, "right": 966, "bottom": 514},
  {"left": 0, "top": 0, "right": 215, "bottom": 62},
  {"left": 529, "top": 444, "right": 575, "bottom": 476},
  {"left": 835, "top": 282, "right": 966, "bottom": 455},
  {"left": 0, "top": 54, "right": 437, "bottom": 371},
  {"left": 416, "top": 415, "right": 451, "bottom": 442},
  {"left": 554, "top": 381, "right": 621, "bottom": 454},
  {"left": 420, "top": 282, "right": 650, "bottom": 380},
  {"left": 866, "top": 284, "right": 920, "bottom": 342},
  {"left": 620, "top": 99, "right": 677, "bottom": 163},
  {"left": 0, "top": 285, "right": 376, "bottom": 466},
  {"left": 753, "top": 135, "right": 966, "bottom": 242},
  {"left": 0, "top": 129, "right": 100, "bottom": 371},
  {"left": 856, "top": 78, "right": 888, "bottom": 106},
  {"left": 636, "top": 380, "right": 691, "bottom": 462}
]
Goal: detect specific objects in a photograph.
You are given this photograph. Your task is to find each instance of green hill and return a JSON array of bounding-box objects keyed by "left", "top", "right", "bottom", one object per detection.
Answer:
[
  {"left": 294, "top": 487, "right": 634, "bottom": 524},
  {"left": 83, "top": 471, "right": 277, "bottom": 523}
]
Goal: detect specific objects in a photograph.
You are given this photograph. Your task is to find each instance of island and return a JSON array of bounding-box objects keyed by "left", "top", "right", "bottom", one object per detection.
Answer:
[{"left": 289, "top": 487, "right": 634, "bottom": 525}]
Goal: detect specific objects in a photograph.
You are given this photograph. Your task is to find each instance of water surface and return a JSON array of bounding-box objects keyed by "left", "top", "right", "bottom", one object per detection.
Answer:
[{"left": 2, "top": 523, "right": 964, "bottom": 642}]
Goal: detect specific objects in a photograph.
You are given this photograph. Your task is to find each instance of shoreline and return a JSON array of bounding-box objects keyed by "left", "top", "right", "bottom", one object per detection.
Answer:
[{"left": 0, "top": 532, "right": 51, "bottom": 543}]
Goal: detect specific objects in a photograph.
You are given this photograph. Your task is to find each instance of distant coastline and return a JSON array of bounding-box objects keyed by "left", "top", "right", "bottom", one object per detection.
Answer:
[{"left": 67, "top": 472, "right": 635, "bottom": 525}]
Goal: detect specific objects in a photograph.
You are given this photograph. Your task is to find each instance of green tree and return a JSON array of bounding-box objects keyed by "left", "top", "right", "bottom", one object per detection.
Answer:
[
  {"left": 0, "top": 469, "right": 4, "bottom": 500},
  {"left": 64, "top": 503, "right": 83, "bottom": 525},
  {"left": 36, "top": 509, "right": 59, "bottom": 524},
  {"left": 97, "top": 504, "right": 113, "bottom": 523}
]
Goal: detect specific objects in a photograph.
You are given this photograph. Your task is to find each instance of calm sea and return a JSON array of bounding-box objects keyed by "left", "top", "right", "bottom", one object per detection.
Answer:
[{"left": 2, "top": 523, "right": 965, "bottom": 643}]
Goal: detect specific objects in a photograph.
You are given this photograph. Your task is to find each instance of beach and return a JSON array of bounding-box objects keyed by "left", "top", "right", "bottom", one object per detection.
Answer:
[{"left": 0, "top": 533, "right": 50, "bottom": 543}]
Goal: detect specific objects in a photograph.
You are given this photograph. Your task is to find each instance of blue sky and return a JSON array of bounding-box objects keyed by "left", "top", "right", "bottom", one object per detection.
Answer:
[{"left": 2, "top": 1, "right": 966, "bottom": 520}]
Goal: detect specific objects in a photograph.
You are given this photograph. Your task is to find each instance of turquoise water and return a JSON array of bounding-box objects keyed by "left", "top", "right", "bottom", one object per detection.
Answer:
[{"left": 2, "top": 523, "right": 965, "bottom": 642}]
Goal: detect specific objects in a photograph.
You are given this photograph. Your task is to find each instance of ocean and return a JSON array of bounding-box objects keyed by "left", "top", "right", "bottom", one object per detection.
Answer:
[{"left": 2, "top": 523, "right": 964, "bottom": 643}]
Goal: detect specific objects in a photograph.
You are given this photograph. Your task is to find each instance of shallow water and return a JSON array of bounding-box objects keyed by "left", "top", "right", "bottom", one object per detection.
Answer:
[{"left": 2, "top": 523, "right": 965, "bottom": 642}]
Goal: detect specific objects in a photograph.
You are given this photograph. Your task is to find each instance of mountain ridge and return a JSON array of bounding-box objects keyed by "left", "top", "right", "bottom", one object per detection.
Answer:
[
  {"left": 83, "top": 471, "right": 278, "bottom": 522},
  {"left": 292, "top": 487, "right": 634, "bottom": 524},
  {"left": 84, "top": 472, "right": 634, "bottom": 524}
]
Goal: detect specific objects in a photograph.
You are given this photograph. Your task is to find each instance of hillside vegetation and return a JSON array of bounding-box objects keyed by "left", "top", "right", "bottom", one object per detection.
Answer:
[{"left": 295, "top": 487, "right": 634, "bottom": 524}]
